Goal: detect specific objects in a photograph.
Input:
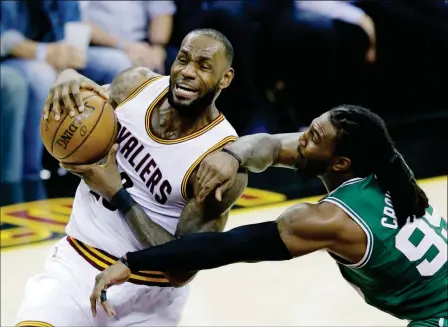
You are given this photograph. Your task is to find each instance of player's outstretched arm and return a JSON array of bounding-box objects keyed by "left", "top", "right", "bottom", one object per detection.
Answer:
[
  {"left": 196, "top": 132, "right": 303, "bottom": 201},
  {"left": 227, "top": 132, "right": 303, "bottom": 172},
  {"left": 89, "top": 201, "right": 359, "bottom": 313},
  {"left": 123, "top": 202, "right": 351, "bottom": 272}
]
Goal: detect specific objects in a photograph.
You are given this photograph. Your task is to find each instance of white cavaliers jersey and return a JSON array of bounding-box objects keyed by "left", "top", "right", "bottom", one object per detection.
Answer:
[{"left": 65, "top": 76, "right": 238, "bottom": 256}]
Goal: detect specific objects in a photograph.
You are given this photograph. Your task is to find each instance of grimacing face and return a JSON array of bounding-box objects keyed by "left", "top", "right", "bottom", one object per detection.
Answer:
[
  {"left": 167, "top": 33, "right": 233, "bottom": 117},
  {"left": 294, "top": 112, "right": 341, "bottom": 179}
]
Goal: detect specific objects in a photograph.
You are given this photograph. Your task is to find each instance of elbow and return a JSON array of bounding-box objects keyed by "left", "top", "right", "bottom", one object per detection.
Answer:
[{"left": 254, "top": 134, "right": 282, "bottom": 171}]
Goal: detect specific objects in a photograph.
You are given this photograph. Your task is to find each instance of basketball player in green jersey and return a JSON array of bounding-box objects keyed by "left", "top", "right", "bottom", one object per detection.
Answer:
[{"left": 91, "top": 105, "right": 447, "bottom": 326}]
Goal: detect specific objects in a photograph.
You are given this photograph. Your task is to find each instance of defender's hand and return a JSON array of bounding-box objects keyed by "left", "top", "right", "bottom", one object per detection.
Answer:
[
  {"left": 196, "top": 151, "right": 240, "bottom": 202},
  {"left": 90, "top": 260, "right": 131, "bottom": 318},
  {"left": 60, "top": 144, "right": 122, "bottom": 201},
  {"left": 43, "top": 70, "right": 109, "bottom": 121}
]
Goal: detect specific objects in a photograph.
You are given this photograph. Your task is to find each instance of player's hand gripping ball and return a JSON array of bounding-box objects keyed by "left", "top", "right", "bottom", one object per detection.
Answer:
[
  {"left": 41, "top": 75, "right": 118, "bottom": 164},
  {"left": 61, "top": 144, "right": 123, "bottom": 201}
]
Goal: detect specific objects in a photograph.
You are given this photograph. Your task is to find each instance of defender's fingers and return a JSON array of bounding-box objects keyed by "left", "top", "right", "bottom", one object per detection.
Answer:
[
  {"left": 101, "top": 299, "right": 116, "bottom": 318},
  {"left": 198, "top": 168, "right": 214, "bottom": 189},
  {"left": 197, "top": 177, "right": 220, "bottom": 202},
  {"left": 215, "top": 180, "right": 232, "bottom": 202},
  {"left": 196, "top": 161, "right": 207, "bottom": 180}
]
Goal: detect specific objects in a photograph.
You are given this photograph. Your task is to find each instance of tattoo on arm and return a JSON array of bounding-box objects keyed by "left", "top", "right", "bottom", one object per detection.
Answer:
[
  {"left": 107, "top": 67, "right": 159, "bottom": 107},
  {"left": 123, "top": 171, "right": 247, "bottom": 248},
  {"left": 122, "top": 205, "right": 175, "bottom": 248},
  {"left": 165, "top": 171, "right": 247, "bottom": 284},
  {"left": 121, "top": 171, "right": 247, "bottom": 285}
]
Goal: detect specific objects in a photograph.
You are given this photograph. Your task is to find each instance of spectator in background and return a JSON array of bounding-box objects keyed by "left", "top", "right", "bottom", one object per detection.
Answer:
[
  {"left": 81, "top": 1, "right": 176, "bottom": 76},
  {"left": 0, "top": 65, "right": 28, "bottom": 183},
  {"left": 0, "top": 65, "right": 47, "bottom": 203},
  {"left": 0, "top": 0, "right": 64, "bottom": 181},
  {"left": 260, "top": 0, "right": 376, "bottom": 130},
  {"left": 354, "top": 0, "right": 448, "bottom": 117},
  {"left": 296, "top": 1, "right": 376, "bottom": 64},
  {"left": 1, "top": 0, "right": 123, "bottom": 182}
]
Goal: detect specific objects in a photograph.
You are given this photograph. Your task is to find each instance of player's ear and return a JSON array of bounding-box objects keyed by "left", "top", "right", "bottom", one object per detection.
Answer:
[
  {"left": 219, "top": 67, "right": 234, "bottom": 90},
  {"left": 332, "top": 156, "right": 351, "bottom": 172}
]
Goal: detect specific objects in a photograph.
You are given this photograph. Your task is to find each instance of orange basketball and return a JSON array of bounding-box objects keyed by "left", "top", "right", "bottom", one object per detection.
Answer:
[{"left": 41, "top": 90, "right": 118, "bottom": 164}]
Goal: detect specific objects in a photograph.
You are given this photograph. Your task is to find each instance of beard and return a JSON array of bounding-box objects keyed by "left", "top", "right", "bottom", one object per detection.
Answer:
[
  {"left": 294, "top": 155, "right": 332, "bottom": 180},
  {"left": 167, "top": 81, "right": 219, "bottom": 118}
]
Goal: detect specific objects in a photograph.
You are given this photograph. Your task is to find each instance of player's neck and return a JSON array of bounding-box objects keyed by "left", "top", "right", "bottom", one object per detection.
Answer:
[
  {"left": 159, "top": 99, "right": 220, "bottom": 138},
  {"left": 320, "top": 173, "right": 355, "bottom": 193},
  {"left": 179, "top": 104, "right": 219, "bottom": 132}
]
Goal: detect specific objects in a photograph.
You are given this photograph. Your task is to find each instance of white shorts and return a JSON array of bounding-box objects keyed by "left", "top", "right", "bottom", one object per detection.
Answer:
[{"left": 15, "top": 237, "right": 189, "bottom": 327}]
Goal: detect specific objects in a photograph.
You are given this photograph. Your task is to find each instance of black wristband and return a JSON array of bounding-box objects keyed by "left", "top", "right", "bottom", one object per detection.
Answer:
[
  {"left": 110, "top": 188, "right": 136, "bottom": 215},
  {"left": 221, "top": 148, "right": 242, "bottom": 166}
]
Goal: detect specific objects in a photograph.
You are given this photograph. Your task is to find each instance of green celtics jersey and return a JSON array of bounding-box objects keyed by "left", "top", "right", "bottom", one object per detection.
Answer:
[{"left": 321, "top": 175, "right": 447, "bottom": 321}]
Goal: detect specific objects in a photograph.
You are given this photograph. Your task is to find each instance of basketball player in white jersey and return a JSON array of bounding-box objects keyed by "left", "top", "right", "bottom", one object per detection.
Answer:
[{"left": 15, "top": 29, "right": 248, "bottom": 327}]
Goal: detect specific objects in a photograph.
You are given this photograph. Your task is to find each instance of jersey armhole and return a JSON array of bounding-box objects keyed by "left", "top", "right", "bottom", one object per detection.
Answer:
[
  {"left": 181, "top": 135, "right": 238, "bottom": 201},
  {"left": 321, "top": 196, "right": 374, "bottom": 268}
]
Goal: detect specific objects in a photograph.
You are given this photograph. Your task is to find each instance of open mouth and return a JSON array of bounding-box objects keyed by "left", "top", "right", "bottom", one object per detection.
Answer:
[{"left": 175, "top": 83, "right": 199, "bottom": 98}]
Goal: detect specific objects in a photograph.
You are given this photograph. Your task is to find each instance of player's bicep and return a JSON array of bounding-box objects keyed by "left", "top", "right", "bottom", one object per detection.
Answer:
[
  {"left": 276, "top": 202, "right": 342, "bottom": 257},
  {"left": 108, "top": 67, "right": 160, "bottom": 107},
  {"left": 272, "top": 133, "right": 303, "bottom": 168}
]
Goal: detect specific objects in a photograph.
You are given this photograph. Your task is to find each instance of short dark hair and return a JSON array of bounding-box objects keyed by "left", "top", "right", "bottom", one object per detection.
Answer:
[
  {"left": 329, "top": 105, "right": 429, "bottom": 227},
  {"left": 189, "top": 28, "right": 234, "bottom": 65}
]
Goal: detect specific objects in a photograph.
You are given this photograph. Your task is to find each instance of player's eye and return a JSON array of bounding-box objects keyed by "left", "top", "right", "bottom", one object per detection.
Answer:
[{"left": 309, "top": 128, "right": 320, "bottom": 144}]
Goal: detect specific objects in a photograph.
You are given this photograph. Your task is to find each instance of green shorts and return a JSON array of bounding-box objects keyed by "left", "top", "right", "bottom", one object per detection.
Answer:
[{"left": 408, "top": 317, "right": 447, "bottom": 327}]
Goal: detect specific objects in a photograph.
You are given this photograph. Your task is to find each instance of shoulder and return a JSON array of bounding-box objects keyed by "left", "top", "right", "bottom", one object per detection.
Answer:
[
  {"left": 108, "top": 67, "right": 161, "bottom": 107},
  {"left": 279, "top": 201, "right": 352, "bottom": 239},
  {"left": 278, "top": 200, "right": 367, "bottom": 261}
]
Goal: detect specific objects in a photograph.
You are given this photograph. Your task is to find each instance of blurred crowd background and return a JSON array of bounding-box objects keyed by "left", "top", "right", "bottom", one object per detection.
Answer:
[{"left": 1, "top": 0, "right": 447, "bottom": 205}]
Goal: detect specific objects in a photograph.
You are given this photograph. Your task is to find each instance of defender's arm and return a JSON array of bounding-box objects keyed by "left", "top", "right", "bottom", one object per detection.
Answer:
[
  {"left": 196, "top": 133, "right": 302, "bottom": 201},
  {"left": 124, "top": 202, "right": 361, "bottom": 272},
  {"left": 225, "top": 132, "right": 303, "bottom": 172}
]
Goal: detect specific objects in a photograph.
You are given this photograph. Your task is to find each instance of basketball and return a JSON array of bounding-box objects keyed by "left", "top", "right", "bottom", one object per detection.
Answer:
[{"left": 40, "top": 90, "right": 118, "bottom": 164}]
